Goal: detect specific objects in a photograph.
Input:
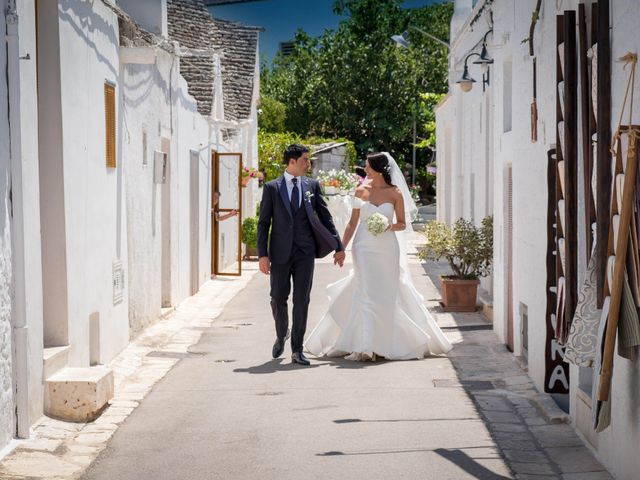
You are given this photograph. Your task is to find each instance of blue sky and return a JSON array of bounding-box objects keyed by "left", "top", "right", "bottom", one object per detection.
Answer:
[{"left": 207, "top": 0, "right": 442, "bottom": 63}]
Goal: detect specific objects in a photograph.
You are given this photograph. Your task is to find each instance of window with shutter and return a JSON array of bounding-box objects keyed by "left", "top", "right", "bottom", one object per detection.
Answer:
[{"left": 104, "top": 83, "right": 116, "bottom": 168}]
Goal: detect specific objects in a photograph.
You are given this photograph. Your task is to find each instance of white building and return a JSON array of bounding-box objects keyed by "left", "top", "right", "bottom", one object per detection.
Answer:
[
  {"left": 437, "top": 1, "right": 640, "bottom": 478},
  {"left": 0, "top": 0, "right": 259, "bottom": 454}
]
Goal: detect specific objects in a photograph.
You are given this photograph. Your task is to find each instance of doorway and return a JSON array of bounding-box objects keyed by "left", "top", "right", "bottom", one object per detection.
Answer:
[
  {"left": 160, "top": 138, "right": 171, "bottom": 307},
  {"left": 190, "top": 150, "right": 200, "bottom": 294},
  {"left": 37, "top": 0, "right": 69, "bottom": 348},
  {"left": 212, "top": 152, "right": 243, "bottom": 276},
  {"left": 506, "top": 164, "right": 514, "bottom": 351}
]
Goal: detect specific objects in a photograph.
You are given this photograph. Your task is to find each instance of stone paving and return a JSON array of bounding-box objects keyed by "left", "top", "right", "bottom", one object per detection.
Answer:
[
  {"left": 0, "top": 240, "right": 614, "bottom": 480},
  {"left": 0, "top": 264, "right": 259, "bottom": 480},
  {"left": 423, "top": 261, "right": 612, "bottom": 480}
]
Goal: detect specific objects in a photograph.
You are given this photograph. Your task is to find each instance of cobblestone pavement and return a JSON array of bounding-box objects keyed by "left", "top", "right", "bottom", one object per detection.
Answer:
[{"left": 0, "top": 243, "right": 612, "bottom": 480}]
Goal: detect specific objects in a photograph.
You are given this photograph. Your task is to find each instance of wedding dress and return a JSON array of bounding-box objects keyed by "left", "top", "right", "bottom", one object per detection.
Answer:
[{"left": 304, "top": 194, "right": 453, "bottom": 360}]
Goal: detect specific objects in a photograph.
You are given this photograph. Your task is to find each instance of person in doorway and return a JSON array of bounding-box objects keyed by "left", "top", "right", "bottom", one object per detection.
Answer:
[{"left": 212, "top": 190, "right": 239, "bottom": 221}]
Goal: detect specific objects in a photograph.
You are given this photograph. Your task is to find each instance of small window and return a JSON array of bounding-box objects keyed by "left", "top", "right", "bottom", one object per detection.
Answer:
[
  {"left": 142, "top": 130, "right": 148, "bottom": 166},
  {"left": 104, "top": 82, "right": 116, "bottom": 168},
  {"left": 503, "top": 59, "right": 513, "bottom": 133}
]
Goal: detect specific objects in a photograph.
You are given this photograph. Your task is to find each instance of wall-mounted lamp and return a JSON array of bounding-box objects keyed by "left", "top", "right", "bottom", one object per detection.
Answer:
[{"left": 456, "top": 29, "right": 493, "bottom": 93}]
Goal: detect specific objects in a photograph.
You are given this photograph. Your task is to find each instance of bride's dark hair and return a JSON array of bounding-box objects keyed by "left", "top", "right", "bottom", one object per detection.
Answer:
[{"left": 367, "top": 153, "right": 394, "bottom": 186}]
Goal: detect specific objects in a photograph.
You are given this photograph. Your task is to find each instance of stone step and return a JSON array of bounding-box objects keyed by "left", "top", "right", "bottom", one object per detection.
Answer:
[
  {"left": 44, "top": 367, "right": 114, "bottom": 422},
  {"left": 478, "top": 289, "right": 494, "bottom": 323},
  {"left": 43, "top": 345, "right": 71, "bottom": 379}
]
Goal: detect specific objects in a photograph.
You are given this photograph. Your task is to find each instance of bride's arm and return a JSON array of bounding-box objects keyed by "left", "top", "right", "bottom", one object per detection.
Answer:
[
  {"left": 389, "top": 190, "right": 406, "bottom": 232},
  {"left": 341, "top": 187, "right": 366, "bottom": 248},
  {"left": 341, "top": 208, "right": 360, "bottom": 249}
]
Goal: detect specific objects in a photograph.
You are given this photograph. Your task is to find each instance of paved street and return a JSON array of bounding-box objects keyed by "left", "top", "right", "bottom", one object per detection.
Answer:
[
  {"left": 77, "top": 255, "right": 609, "bottom": 480},
  {"left": 81, "top": 260, "right": 511, "bottom": 480},
  {"left": 0, "top": 253, "right": 611, "bottom": 480}
]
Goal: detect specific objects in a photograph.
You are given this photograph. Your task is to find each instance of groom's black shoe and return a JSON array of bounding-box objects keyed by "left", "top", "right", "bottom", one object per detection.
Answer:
[
  {"left": 272, "top": 338, "right": 285, "bottom": 358},
  {"left": 291, "top": 352, "right": 311, "bottom": 366},
  {"left": 272, "top": 329, "right": 291, "bottom": 358}
]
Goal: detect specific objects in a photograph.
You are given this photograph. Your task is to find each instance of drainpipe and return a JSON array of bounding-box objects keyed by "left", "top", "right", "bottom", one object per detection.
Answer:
[{"left": 5, "top": 0, "right": 30, "bottom": 439}]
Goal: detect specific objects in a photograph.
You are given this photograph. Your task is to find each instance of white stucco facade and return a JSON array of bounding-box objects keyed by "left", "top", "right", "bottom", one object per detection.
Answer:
[
  {"left": 0, "top": 0, "right": 15, "bottom": 450},
  {"left": 438, "top": 1, "right": 640, "bottom": 478},
  {"left": 0, "top": 0, "right": 259, "bottom": 454}
]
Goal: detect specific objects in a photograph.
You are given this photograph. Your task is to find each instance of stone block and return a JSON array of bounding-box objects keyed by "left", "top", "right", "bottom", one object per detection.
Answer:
[
  {"left": 44, "top": 367, "right": 114, "bottom": 422},
  {"left": 43, "top": 345, "right": 70, "bottom": 379}
]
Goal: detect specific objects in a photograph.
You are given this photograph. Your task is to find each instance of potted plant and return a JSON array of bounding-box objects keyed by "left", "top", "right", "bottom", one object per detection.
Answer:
[
  {"left": 419, "top": 216, "right": 493, "bottom": 312},
  {"left": 242, "top": 166, "right": 264, "bottom": 187},
  {"left": 242, "top": 216, "right": 258, "bottom": 259}
]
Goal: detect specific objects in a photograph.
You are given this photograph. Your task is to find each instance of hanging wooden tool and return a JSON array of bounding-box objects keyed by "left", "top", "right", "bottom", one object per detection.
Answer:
[{"left": 597, "top": 53, "right": 638, "bottom": 402}]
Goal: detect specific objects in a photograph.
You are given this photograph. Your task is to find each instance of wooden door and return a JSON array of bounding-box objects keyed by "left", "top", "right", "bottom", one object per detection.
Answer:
[{"left": 212, "top": 152, "right": 243, "bottom": 276}]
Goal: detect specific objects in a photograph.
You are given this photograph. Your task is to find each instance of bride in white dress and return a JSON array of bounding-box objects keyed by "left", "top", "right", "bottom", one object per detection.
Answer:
[{"left": 304, "top": 152, "right": 452, "bottom": 361}]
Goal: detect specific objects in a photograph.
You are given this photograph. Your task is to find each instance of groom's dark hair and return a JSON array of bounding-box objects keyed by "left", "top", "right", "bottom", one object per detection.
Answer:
[{"left": 283, "top": 144, "right": 309, "bottom": 165}]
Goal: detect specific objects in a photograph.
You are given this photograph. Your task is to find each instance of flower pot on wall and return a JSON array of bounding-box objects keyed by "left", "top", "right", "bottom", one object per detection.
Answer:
[
  {"left": 439, "top": 277, "right": 480, "bottom": 312},
  {"left": 241, "top": 177, "right": 251, "bottom": 187}
]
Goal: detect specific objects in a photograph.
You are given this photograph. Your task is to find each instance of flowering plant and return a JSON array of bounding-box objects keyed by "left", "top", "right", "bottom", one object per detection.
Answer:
[
  {"left": 317, "top": 169, "right": 359, "bottom": 192},
  {"left": 367, "top": 213, "right": 389, "bottom": 236},
  {"left": 409, "top": 184, "right": 422, "bottom": 202},
  {"left": 242, "top": 166, "right": 264, "bottom": 180}
]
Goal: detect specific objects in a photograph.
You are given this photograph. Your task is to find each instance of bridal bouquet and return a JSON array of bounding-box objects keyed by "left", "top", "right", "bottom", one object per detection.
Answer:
[{"left": 367, "top": 213, "right": 389, "bottom": 236}]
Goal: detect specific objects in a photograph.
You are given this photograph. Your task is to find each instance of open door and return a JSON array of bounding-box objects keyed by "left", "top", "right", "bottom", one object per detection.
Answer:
[{"left": 212, "top": 152, "right": 243, "bottom": 276}]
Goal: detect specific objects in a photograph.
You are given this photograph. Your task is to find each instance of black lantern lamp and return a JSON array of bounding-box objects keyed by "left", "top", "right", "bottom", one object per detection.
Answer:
[{"left": 457, "top": 30, "right": 493, "bottom": 93}]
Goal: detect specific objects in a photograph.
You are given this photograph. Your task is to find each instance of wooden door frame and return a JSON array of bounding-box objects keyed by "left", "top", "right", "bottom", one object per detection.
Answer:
[{"left": 212, "top": 151, "right": 243, "bottom": 276}]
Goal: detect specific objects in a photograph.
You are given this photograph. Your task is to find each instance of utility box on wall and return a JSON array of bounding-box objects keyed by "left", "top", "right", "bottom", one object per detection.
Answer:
[{"left": 154, "top": 151, "right": 167, "bottom": 184}]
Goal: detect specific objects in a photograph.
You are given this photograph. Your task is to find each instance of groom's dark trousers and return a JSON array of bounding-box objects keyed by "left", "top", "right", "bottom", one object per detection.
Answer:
[{"left": 258, "top": 177, "right": 342, "bottom": 354}]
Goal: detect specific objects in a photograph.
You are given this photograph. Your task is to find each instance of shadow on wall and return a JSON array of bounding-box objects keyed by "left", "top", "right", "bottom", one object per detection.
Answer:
[{"left": 58, "top": 0, "right": 119, "bottom": 79}]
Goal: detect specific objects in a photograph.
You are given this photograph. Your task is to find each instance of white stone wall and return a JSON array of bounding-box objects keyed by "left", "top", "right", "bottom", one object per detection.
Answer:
[
  {"left": 0, "top": 0, "right": 260, "bottom": 454},
  {"left": 439, "top": 1, "right": 640, "bottom": 478},
  {"left": 122, "top": 51, "right": 172, "bottom": 337},
  {"left": 17, "top": 0, "right": 44, "bottom": 429},
  {"left": 56, "top": 0, "right": 129, "bottom": 365},
  {"left": 171, "top": 68, "right": 212, "bottom": 302},
  {"left": 0, "top": 0, "right": 15, "bottom": 450}
]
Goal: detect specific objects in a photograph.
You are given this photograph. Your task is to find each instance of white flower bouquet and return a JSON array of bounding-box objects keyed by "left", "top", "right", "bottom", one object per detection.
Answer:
[{"left": 367, "top": 213, "right": 389, "bottom": 236}]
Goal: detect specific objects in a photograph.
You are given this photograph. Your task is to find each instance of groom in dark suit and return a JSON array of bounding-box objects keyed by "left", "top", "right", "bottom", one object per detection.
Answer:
[{"left": 258, "top": 144, "right": 345, "bottom": 365}]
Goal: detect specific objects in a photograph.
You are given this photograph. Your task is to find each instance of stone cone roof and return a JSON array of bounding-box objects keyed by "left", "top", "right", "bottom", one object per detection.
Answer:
[{"left": 167, "top": 0, "right": 261, "bottom": 120}]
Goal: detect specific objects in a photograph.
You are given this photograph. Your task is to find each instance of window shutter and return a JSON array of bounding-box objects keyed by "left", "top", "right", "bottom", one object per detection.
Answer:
[{"left": 104, "top": 83, "right": 116, "bottom": 168}]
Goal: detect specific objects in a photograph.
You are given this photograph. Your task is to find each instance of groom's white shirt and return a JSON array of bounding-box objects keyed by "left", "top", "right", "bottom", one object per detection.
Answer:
[{"left": 283, "top": 170, "right": 302, "bottom": 207}]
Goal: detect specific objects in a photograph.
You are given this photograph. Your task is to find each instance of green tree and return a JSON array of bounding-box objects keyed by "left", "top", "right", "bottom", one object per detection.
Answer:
[
  {"left": 261, "top": 0, "right": 453, "bottom": 165},
  {"left": 258, "top": 96, "right": 287, "bottom": 133}
]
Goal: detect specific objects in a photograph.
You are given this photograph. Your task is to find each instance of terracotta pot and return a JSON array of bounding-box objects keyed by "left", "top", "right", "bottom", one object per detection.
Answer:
[
  {"left": 241, "top": 176, "right": 251, "bottom": 187},
  {"left": 439, "top": 277, "right": 480, "bottom": 312},
  {"left": 243, "top": 245, "right": 258, "bottom": 259}
]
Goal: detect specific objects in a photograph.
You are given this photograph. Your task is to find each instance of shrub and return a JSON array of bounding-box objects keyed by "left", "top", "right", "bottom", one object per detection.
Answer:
[
  {"left": 419, "top": 216, "right": 493, "bottom": 280},
  {"left": 242, "top": 216, "right": 258, "bottom": 249}
]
